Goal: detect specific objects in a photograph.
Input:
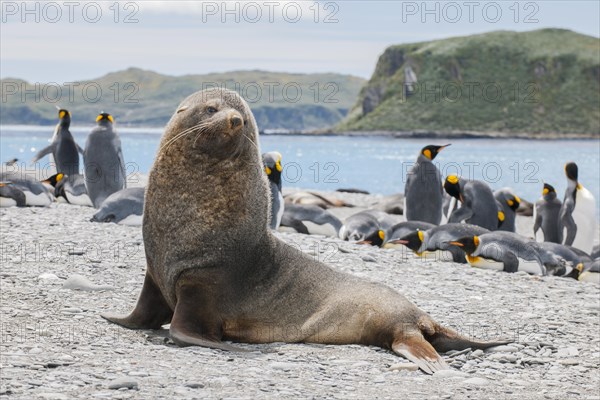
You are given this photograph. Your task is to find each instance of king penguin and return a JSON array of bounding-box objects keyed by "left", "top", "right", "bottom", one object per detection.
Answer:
[
  {"left": 559, "top": 162, "right": 597, "bottom": 254},
  {"left": 404, "top": 144, "right": 450, "bottom": 225},
  {"left": 32, "top": 109, "right": 83, "bottom": 176},
  {"left": 444, "top": 175, "right": 499, "bottom": 231},
  {"left": 262, "top": 151, "right": 284, "bottom": 230},
  {"left": 83, "top": 113, "right": 127, "bottom": 208},
  {"left": 494, "top": 188, "right": 520, "bottom": 232},
  {"left": 533, "top": 183, "right": 562, "bottom": 243},
  {"left": 449, "top": 231, "right": 565, "bottom": 275}
]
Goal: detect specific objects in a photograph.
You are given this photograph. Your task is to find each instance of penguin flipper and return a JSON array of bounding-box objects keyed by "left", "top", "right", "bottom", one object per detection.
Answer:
[
  {"left": 281, "top": 216, "right": 310, "bottom": 234},
  {"left": 448, "top": 205, "right": 473, "bottom": 224},
  {"left": 560, "top": 212, "right": 577, "bottom": 246},
  {"left": 76, "top": 143, "right": 84, "bottom": 155},
  {"left": 31, "top": 145, "right": 54, "bottom": 163},
  {"left": 502, "top": 252, "right": 519, "bottom": 273},
  {"left": 117, "top": 147, "right": 127, "bottom": 189}
]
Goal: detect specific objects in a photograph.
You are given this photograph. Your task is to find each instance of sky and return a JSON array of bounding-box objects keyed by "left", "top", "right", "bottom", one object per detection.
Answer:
[{"left": 1, "top": 1, "right": 599, "bottom": 82}]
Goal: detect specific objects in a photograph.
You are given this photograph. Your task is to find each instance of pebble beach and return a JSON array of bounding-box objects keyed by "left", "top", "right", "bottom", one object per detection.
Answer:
[{"left": 1, "top": 187, "right": 599, "bottom": 400}]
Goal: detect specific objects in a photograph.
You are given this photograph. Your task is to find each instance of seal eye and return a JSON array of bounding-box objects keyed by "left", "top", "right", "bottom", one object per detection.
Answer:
[{"left": 207, "top": 107, "right": 218, "bottom": 114}]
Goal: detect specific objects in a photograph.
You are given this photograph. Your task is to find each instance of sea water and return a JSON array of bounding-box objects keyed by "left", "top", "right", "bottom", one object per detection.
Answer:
[{"left": 1, "top": 125, "right": 599, "bottom": 214}]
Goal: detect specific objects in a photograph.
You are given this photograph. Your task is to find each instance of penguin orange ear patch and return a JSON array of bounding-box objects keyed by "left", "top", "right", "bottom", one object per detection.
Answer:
[
  {"left": 59, "top": 111, "right": 66, "bottom": 119},
  {"left": 417, "top": 230, "right": 424, "bottom": 242},
  {"left": 542, "top": 188, "right": 549, "bottom": 195},
  {"left": 423, "top": 149, "right": 432, "bottom": 160},
  {"left": 473, "top": 236, "right": 480, "bottom": 247},
  {"left": 56, "top": 173, "right": 64, "bottom": 182},
  {"left": 276, "top": 161, "right": 283, "bottom": 172},
  {"left": 107, "top": 115, "right": 114, "bottom": 123},
  {"left": 265, "top": 166, "right": 272, "bottom": 175},
  {"left": 96, "top": 115, "right": 103, "bottom": 122},
  {"left": 498, "top": 211, "right": 505, "bottom": 222},
  {"left": 378, "top": 230, "right": 385, "bottom": 240}
]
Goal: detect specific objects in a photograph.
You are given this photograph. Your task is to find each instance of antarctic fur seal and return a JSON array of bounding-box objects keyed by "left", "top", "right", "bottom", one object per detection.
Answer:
[{"left": 102, "top": 88, "right": 508, "bottom": 374}]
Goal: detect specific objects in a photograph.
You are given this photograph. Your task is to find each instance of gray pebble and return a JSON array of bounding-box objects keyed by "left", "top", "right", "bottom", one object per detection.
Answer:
[{"left": 108, "top": 378, "right": 138, "bottom": 390}]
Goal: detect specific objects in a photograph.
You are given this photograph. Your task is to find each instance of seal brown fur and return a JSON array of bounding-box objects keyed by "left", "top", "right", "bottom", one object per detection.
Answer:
[{"left": 103, "top": 88, "right": 509, "bottom": 373}]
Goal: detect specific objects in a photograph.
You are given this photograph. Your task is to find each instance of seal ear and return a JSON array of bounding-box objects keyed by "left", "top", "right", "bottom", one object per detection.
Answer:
[{"left": 176, "top": 106, "right": 189, "bottom": 114}]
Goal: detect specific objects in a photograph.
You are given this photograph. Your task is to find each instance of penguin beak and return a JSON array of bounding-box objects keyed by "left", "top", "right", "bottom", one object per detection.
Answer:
[
  {"left": 438, "top": 144, "right": 451, "bottom": 152},
  {"left": 388, "top": 239, "right": 409, "bottom": 245},
  {"left": 356, "top": 240, "right": 372, "bottom": 245},
  {"left": 448, "top": 241, "right": 464, "bottom": 247}
]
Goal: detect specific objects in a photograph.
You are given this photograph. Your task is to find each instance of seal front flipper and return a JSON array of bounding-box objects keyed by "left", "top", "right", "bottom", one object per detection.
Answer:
[
  {"left": 392, "top": 334, "right": 449, "bottom": 374},
  {"left": 102, "top": 272, "right": 173, "bottom": 329},
  {"left": 169, "top": 283, "right": 247, "bottom": 352}
]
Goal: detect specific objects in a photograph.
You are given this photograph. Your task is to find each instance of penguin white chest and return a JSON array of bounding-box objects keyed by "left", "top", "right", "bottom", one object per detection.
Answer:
[
  {"left": 66, "top": 192, "right": 93, "bottom": 207},
  {"left": 0, "top": 197, "right": 17, "bottom": 207},
  {"left": 24, "top": 191, "right": 53, "bottom": 207},
  {"left": 571, "top": 187, "right": 596, "bottom": 253}
]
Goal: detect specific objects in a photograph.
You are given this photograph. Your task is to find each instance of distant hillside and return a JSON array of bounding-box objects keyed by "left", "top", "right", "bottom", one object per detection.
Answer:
[
  {"left": 0, "top": 69, "right": 365, "bottom": 131},
  {"left": 337, "top": 29, "right": 600, "bottom": 137}
]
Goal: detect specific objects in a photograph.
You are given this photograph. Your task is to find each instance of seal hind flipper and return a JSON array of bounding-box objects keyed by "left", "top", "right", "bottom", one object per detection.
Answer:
[
  {"left": 169, "top": 283, "right": 248, "bottom": 352},
  {"left": 392, "top": 335, "right": 449, "bottom": 374},
  {"left": 424, "top": 320, "right": 512, "bottom": 353},
  {"left": 102, "top": 273, "right": 173, "bottom": 329}
]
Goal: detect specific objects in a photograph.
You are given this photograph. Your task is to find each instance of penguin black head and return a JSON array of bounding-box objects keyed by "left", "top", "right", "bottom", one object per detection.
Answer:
[
  {"left": 449, "top": 235, "right": 479, "bottom": 255},
  {"left": 505, "top": 194, "right": 520, "bottom": 211},
  {"left": 58, "top": 109, "right": 71, "bottom": 124},
  {"left": 262, "top": 151, "right": 283, "bottom": 186},
  {"left": 357, "top": 229, "right": 385, "bottom": 247},
  {"left": 96, "top": 112, "right": 114, "bottom": 124},
  {"left": 564, "top": 262, "right": 584, "bottom": 280},
  {"left": 390, "top": 230, "right": 424, "bottom": 252},
  {"left": 565, "top": 162, "right": 578, "bottom": 183},
  {"left": 42, "top": 173, "right": 64, "bottom": 188},
  {"left": 444, "top": 175, "right": 461, "bottom": 200},
  {"left": 542, "top": 183, "right": 556, "bottom": 196},
  {"left": 421, "top": 144, "right": 451, "bottom": 161}
]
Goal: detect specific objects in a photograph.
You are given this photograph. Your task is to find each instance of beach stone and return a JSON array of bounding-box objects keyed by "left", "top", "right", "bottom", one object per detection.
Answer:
[
  {"left": 463, "top": 377, "right": 490, "bottom": 386},
  {"left": 361, "top": 255, "right": 377, "bottom": 262},
  {"left": 388, "top": 363, "right": 419, "bottom": 372},
  {"left": 558, "top": 359, "right": 580, "bottom": 366},
  {"left": 62, "top": 274, "right": 114, "bottom": 291},
  {"left": 486, "top": 345, "right": 518, "bottom": 353},
  {"left": 433, "top": 370, "right": 468, "bottom": 379},
  {"left": 184, "top": 383, "right": 205, "bottom": 389},
  {"left": 38, "top": 273, "right": 60, "bottom": 281},
  {"left": 108, "top": 378, "right": 138, "bottom": 390}
]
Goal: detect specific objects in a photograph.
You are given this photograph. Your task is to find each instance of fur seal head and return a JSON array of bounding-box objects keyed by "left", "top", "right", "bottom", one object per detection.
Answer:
[{"left": 161, "top": 88, "right": 258, "bottom": 161}]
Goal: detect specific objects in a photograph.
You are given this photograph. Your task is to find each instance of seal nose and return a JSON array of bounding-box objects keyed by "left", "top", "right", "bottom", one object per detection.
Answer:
[{"left": 229, "top": 114, "right": 243, "bottom": 130}]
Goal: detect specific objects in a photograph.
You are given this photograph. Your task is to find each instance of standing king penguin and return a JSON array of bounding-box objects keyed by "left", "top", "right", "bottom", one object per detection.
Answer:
[
  {"left": 32, "top": 109, "right": 82, "bottom": 176},
  {"left": 559, "top": 162, "right": 597, "bottom": 254},
  {"left": 84, "top": 113, "right": 127, "bottom": 208},
  {"left": 404, "top": 144, "right": 450, "bottom": 225},
  {"left": 263, "top": 151, "right": 284, "bottom": 230},
  {"left": 533, "top": 183, "right": 562, "bottom": 243}
]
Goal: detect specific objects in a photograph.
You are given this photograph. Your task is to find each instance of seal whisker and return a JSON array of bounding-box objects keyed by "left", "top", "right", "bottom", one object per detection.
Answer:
[{"left": 160, "top": 121, "right": 212, "bottom": 152}]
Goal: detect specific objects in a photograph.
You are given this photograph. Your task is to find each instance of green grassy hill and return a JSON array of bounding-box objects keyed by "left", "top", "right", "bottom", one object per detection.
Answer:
[
  {"left": 0, "top": 69, "right": 365, "bottom": 130},
  {"left": 337, "top": 29, "right": 600, "bottom": 137}
]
